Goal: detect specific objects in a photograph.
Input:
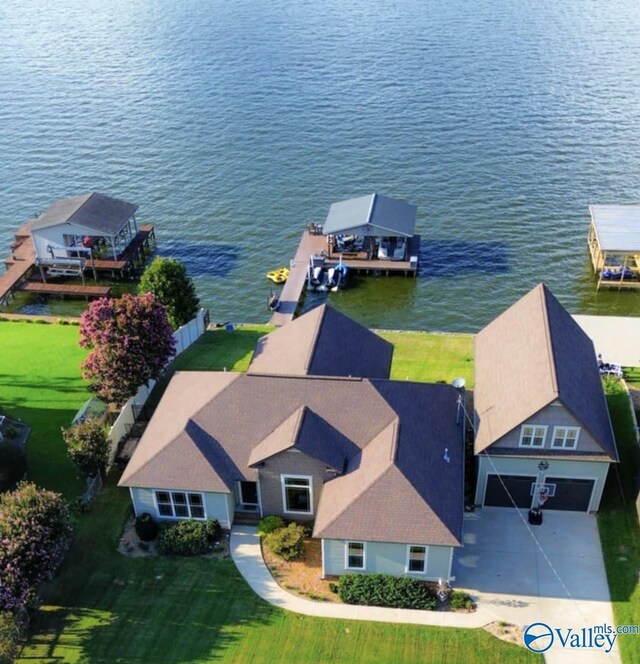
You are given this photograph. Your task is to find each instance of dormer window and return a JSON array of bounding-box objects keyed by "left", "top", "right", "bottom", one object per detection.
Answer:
[
  {"left": 519, "top": 425, "right": 547, "bottom": 448},
  {"left": 551, "top": 426, "right": 580, "bottom": 449}
]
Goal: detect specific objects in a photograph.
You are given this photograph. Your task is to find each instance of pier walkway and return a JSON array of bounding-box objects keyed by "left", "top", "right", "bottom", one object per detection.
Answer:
[{"left": 269, "top": 230, "right": 420, "bottom": 326}]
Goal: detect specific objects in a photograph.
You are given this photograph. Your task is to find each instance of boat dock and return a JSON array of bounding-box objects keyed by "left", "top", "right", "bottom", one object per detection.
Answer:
[
  {"left": 0, "top": 222, "right": 155, "bottom": 306},
  {"left": 269, "top": 230, "right": 420, "bottom": 326}
]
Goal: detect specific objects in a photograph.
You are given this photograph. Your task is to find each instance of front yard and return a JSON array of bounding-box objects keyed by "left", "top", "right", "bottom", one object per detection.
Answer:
[{"left": 19, "top": 477, "right": 535, "bottom": 663}]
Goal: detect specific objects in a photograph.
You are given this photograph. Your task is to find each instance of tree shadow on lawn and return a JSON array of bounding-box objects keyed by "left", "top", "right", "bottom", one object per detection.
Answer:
[
  {"left": 21, "top": 560, "right": 277, "bottom": 664},
  {"left": 0, "top": 402, "right": 86, "bottom": 497}
]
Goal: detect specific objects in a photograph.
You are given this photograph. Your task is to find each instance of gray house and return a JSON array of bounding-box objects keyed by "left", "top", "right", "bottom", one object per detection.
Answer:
[
  {"left": 119, "top": 305, "right": 464, "bottom": 581},
  {"left": 473, "top": 284, "right": 618, "bottom": 512}
]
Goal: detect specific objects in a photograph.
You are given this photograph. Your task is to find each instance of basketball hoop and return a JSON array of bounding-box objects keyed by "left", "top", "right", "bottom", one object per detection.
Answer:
[{"left": 537, "top": 487, "right": 549, "bottom": 507}]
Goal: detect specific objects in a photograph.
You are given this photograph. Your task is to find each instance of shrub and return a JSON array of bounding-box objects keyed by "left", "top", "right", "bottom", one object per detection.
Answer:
[
  {"left": 264, "top": 523, "right": 305, "bottom": 561},
  {"left": 0, "top": 482, "right": 72, "bottom": 612},
  {"left": 0, "top": 443, "right": 27, "bottom": 492},
  {"left": 257, "top": 515, "right": 285, "bottom": 537},
  {"left": 328, "top": 582, "right": 339, "bottom": 594},
  {"left": 0, "top": 611, "right": 22, "bottom": 664},
  {"left": 156, "top": 519, "right": 220, "bottom": 556},
  {"left": 61, "top": 418, "right": 110, "bottom": 478},
  {"left": 338, "top": 574, "right": 438, "bottom": 611},
  {"left": 449, "top": 590, "right": 474, "bottom": 611},
  {"left": 134, "top": 513, "right": 158, "bottom": 541}
]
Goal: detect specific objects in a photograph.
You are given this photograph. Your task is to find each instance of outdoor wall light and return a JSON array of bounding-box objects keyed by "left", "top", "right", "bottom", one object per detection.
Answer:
[{"left": 538, "top": 461, "right": 549, "bottom": 471}]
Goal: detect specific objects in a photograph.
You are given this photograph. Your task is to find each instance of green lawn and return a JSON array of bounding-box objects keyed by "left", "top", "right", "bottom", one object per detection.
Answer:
[
  {"left": 11, "top": 320, "right": 534, "bottom": 662},
  {"left": 19, "top": 477, "right": 536, "bottom": 664},
  {"left": 0, "top": 320, "right": 89, "bottom": 497},
  {"left": 380, "top": 331, "right": 474, "bottom": 387},
  {"left": 599, "top": 381, "right": 640, "bottom": 663}
]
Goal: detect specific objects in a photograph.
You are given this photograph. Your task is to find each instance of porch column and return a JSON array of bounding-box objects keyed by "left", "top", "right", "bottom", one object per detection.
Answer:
[{"left": 110, "top": 235, "right": 117, "bottom": 260}]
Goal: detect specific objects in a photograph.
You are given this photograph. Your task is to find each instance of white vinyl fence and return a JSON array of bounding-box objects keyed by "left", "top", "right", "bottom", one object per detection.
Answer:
[{"left": 107, "top": 308, "right": 208, "bottom": 462}]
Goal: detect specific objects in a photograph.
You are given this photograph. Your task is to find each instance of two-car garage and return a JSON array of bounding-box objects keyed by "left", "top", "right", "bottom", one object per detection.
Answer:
[{"left": 483, "top": 473, "right": 596, "bottom": 512}]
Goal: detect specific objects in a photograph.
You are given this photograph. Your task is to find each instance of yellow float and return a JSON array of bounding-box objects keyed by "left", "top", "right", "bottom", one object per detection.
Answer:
[{"left": 266, "top": 267, "right": 289, "bottom": 284}]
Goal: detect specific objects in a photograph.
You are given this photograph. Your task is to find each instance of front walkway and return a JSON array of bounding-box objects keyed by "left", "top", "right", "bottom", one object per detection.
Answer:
[{"left": 230, "top": 525, "right": 491, "bottom": 627}]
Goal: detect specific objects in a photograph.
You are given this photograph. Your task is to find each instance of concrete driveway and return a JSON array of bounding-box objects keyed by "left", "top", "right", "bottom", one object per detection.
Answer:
[{"left": 453, "top": 508, "right": 621, "bottom": 663}]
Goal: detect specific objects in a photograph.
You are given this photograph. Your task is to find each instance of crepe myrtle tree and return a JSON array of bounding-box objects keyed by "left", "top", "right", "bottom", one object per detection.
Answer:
[
  {"left": 79, "top": 293, "right": 177, "bottom": 405},
  {"left": 0, "top": 482, "right": 72, "bottom": 613},
  {"left": 138, "top": 257, "right": 200, "bottom": 330}
]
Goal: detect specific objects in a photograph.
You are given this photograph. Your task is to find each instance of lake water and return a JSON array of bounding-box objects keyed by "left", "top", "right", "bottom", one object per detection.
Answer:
[{"left": 1, "top": 0, "right": 640, "bottom": 331}]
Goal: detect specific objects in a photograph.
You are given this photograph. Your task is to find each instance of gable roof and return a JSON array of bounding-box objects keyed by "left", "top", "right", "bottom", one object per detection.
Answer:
[
  {"left": 314, "top": 382, "right": 463, "bottom": 546},
  {"left": 31, "top": 193, "right": 138, "bottom": 235},
  {"left": 248, "top": 405, "right": 357, "bottom": 470},
  {"left": 474, "top": 283, "right": 617, "bottom": 460},
  {"left": 248, "top": 304, "right": 393, "bottom": 379},
  {"left": 322, "top": 194, "right": 417, "bottom": 238}
]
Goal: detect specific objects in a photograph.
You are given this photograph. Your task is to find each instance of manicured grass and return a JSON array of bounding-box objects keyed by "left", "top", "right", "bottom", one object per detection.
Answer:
[
  {"left": 173, "top": 324, "right": 274, "bottom": 372},
  {"left": 599, "top": 381, "right": 640, "bottom": 663},
  {"left": 380, "top": 330, "right": 474, "bottom": 387},
  {"left": 623, "top": 367, "right": 640, "bottom": 390},
  {"left": 19, "top": 476, "right": 537, "bottom": 664},
  {"left": 0, "top": 320, "right": 89, "bottom": 497}
]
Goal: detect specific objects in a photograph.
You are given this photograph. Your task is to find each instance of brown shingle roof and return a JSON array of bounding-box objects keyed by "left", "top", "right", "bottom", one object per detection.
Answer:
[
  {"left": 120, "top": 372, "right": 463, "bottom": 546},
  {"left": 248, "top": 406, "right": 357, "bottom": 470},
  {"left": 474, "top": 284, "right": 617, "bottom": 460},
  {"left": 248, "top": 304, "right": 393, "bottom": 379},
  {"left": 31, "top": 193, "right": 138, "bottom": 235},
  {"left": 314, "top": 382, "right": 464, "bottom": 546}
]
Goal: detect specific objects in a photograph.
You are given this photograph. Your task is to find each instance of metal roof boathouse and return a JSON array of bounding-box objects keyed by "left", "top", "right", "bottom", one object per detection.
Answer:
[{"left": 588, "top": 204, "right": 640, "bottom": 289}]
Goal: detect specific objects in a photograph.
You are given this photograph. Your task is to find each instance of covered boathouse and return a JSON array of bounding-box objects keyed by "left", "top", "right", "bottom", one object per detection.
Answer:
[{"left": 588, "top": 204, "right": 640, "bottom": 289}]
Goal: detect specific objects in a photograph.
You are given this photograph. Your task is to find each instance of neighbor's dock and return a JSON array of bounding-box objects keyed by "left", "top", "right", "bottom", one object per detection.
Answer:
[
  {"left": 588, "top": 205, "right": 640, "bottom": 290},
  {"left": 269, "top": 230, "right": 420, "bottom": 326},
  {"left": 0, "top": 222, "right": 155, "bottom": 306}
]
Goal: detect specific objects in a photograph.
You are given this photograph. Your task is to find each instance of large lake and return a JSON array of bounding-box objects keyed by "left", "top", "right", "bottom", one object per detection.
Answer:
[{"left": 1, "top": 0, "right": 640, "bottom": 330}]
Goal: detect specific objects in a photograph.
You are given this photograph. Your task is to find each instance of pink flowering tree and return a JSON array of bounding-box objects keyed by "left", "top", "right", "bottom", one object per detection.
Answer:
[
  {"left": 0, "top": 482, "right": 72, "bottom": 612},
  {"left": 79, "top": 293, "right": 176, "bottom": 405}
]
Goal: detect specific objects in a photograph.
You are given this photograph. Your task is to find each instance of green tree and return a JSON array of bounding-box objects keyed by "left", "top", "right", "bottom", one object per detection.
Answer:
[
  {"left": 139, "top": 257, "right": 200, "bottom": 329},
  {"left": 0, "top": 611, "right": 22, "bottom": 664},
  {"left": 61, "top": 418, "right": 110, "bottom": 478}
]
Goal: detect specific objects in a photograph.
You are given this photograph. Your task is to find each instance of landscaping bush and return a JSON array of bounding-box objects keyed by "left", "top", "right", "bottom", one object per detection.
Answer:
[
  {"left": 449, "top": 590, "right": 474, "bottom": 611},
  {"left": 338, "top": 574, "right": 438, "bottom": 611},
  {"left": 257, "top": 515, "right": 285, "bottom": 537},
  {"left": 264, "top": 523, "right": 305, "bottom": 561},
  {"left": 61, "top": 418, "right": 110, "bottom": 479},
  {"left": 0, "top": 611, "right": 22, "bottom": 664},
  {"left": 134, "top": 513, "right": 158, "bottom": 542},
  {"left": 0, "top": 443, "right": 27, "bottom": 492},
  {"left": 156, "top": 519, "right": 220, "bottom": 556},
  {"left": 0, "top": 482, "right": 72, "bottom": 612}
]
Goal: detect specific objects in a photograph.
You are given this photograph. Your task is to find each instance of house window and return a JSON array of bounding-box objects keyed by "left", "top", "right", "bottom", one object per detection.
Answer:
[
  {"left": 519, "top": 425, "right": 547, "bottom": 448},
  {"left": 281, "top": 476, "right": 312, "bottom": 515},
  {"left": 406, "top": 545, "right": 428, "bottom": 574},
  {"left": 345, "top": 542, "right": 366, "bottom": 570},
  {"left": 551, "top": 426, "right": 580, "bottom": 449},
  {"left": 155, "top": 491, "right": 205, "bottom": 519}
]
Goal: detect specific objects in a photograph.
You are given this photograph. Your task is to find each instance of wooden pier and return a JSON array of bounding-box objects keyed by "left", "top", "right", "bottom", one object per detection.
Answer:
[
  {"left": 18, "top": 282, "right": 112, "bottom": 299},
  {"left": 1, "top": 221, "right": 155, "bottom": 306},
  {"left": 269, "top": 230, "right": 420, "bottom": 326}
]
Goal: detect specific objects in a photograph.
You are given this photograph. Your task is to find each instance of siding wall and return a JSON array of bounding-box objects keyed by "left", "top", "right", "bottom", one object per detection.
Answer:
[
  {"left": 31, "top": 223, "right": 95, "bottom": 260},
  {"left": 129, "top": 487, "right": 234, "bottom": 528},
  {"left": 258, "top": 450, "right": 333, "bottom": 521},
  {"left": 322, "top": 539, "right": 453, "bottom": 581},
  {"left": 474, "top": 456, "right": 610, "bottom": 512},
  {"left": 491, "top": 403, "right": 603, "bottom": 453}
]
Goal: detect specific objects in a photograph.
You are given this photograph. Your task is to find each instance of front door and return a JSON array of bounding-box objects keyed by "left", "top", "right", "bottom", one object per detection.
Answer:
[{"left": 239, "top": 481, "right": 259, "bottom": 511}]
